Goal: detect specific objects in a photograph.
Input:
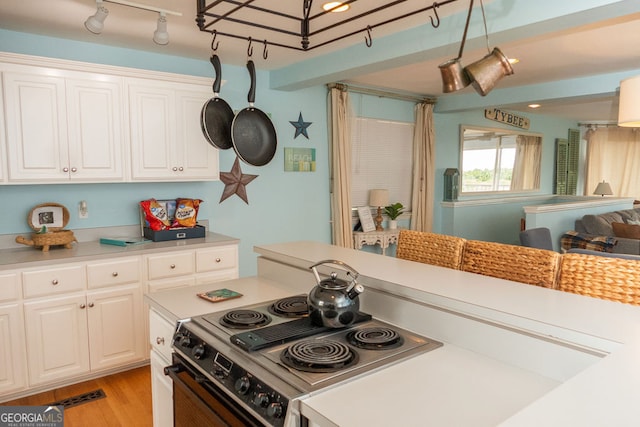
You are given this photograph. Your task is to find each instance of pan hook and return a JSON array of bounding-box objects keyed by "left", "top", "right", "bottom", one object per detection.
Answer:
[
  {"left": 247, "top": 37, "right": 253, "bottom": 58},
  {"left": 364, "top": 25, "right": 372, "bottom": 47},
  {"left": 262, "top": 40, "right": 269, "bottom": 60},
  {"left": 430, "top": 3, "right": 440, "bottom": 28},
  {"left": 211, "top": 29, "right": 219, "bottom": 51}
]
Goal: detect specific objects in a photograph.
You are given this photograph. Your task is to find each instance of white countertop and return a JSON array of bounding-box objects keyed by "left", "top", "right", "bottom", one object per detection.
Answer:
[{"left": 0, "top": 232, "right": 238, "bottom": 269}]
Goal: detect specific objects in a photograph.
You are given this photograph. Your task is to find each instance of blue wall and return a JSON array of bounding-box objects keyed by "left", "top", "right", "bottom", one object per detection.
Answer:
[{"left": 0, "top": 29, "right": 585, "bottom": 274}]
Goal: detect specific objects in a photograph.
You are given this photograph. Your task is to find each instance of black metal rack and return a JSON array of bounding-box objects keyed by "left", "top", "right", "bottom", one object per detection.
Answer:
[{"left": 196, "top": 0, "right": 460, "bottom": 54}]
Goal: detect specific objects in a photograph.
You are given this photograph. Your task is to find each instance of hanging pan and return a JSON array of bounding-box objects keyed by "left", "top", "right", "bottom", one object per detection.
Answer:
[
  {"left": 231, "top": 60, "right": 277, "bottom": 166},
  {"left": 201, "top": 54, "right": 234, "bottom": 150}
]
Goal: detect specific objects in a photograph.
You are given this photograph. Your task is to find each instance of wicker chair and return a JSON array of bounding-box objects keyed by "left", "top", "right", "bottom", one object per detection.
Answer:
[
  {"left": 558, "top": 253, "right": 640, "bottom": 305},
  {"left": 396, "top": 230, "right": 466, "bottom": 270},
  {"left": 461, "top": 240, "right": 561, "bottom": 289}
]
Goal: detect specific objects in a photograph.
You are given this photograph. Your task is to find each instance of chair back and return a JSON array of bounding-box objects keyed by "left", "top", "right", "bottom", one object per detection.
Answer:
[
  {"left": 461, "top": 240, "right": 561, "bottom": 288},
  {"left": 396, "top": 230, "right": 466, "bottom": 270},
  {"left": 558, "top": 253, "right": 640, "bottom": 305},
  {"left": 519, "top": 227, "right": 554, "bottom": 251}
]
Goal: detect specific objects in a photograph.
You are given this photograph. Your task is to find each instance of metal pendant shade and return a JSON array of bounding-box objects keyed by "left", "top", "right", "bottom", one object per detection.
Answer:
[{"left": 439, "top": 0, "right": 514, "bottom": 96}]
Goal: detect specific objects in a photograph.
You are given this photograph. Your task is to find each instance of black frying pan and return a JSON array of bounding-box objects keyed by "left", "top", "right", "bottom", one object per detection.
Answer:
[
  {"left": 201, "top": 54, "right": 234, "bottom": 150},
  {"left": 231, "top": 60, "right": 277, "bottom": 166}
]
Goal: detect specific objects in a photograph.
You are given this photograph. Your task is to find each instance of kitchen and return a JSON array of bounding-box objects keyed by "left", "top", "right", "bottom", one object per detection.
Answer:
[{"left": 1, "top": 0, "right": 640, "bottom": 425}]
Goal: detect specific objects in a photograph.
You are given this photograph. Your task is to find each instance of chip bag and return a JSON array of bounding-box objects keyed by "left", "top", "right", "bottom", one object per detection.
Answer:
[
  {"left": 174, "top": 198, "right": 202, "bottom": 228},
  {"left": 140, "top": 199, "right": 171, "bottom": 231}
]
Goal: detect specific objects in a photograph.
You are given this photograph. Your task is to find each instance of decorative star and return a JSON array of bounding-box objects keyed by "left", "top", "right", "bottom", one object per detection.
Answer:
[
  {"left": 289, "top": 112, "right": 312, "bottom": 139},
  {"left": 219, "top": 157, "right": 258, "bottom": 204}
]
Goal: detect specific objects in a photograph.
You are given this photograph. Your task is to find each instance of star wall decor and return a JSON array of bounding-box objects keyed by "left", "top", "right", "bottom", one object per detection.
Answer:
[
  {"left": 289, "top": 112, "right": 312, "bottom": 139},
  {"left": 219, "top": 157, "right": 258, "bottom": 204}
]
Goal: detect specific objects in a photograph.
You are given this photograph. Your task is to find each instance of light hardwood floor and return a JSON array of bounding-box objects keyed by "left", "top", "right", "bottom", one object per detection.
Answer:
[{"left": 3, "top": 366, "right": 153, "bottom": 427}]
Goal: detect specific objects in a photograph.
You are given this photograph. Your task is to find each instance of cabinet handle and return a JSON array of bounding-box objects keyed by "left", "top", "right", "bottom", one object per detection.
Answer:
[
  {"left": 112, "top": 272, "right": 119, "bottom": 277},
  {"left": 215, "top": 258, "right": 221, "bottom": 263},
  {"left": 172, "top": 167, "right": 178, "bottom": 171},
  {"left": 71, "top": 167, "right": 77, "bottom": 173},
  {"left": 52, "top": 279, "right": 59, "bottom": 286},
  {"left": 178, "top": 167, "right": 184, "bottom": 171},
  {"left": 63, "top": 167, "right": 69, "bottom": 172},
  {"left": 88, "top": 302, "right": 94, "bottom": 308},
  {"left": 170, "top": 264, "right": 176, "bottom": 269},
  {"left": 80, "top": 303, "right": 86, "bottom": 309},
  {"left": 156, "top": 337, "right": 165, "bottom": 345}
]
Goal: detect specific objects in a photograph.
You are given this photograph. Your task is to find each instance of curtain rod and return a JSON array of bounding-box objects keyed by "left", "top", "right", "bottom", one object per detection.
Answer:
[
  {"left": 578, "top": 122, "right": 619, "bottom": 128},
  {"left": 328, "top": 83, "right": 436, "bottom": 104}
]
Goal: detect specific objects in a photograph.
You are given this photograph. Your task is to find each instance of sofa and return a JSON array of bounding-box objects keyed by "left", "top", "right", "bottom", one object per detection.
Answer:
[{"left": 572, "top": 208, "right": 640, "bottom": 255}]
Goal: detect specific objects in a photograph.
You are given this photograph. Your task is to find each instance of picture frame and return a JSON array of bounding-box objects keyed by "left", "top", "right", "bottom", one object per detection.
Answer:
[
  {"left": 29, "top": 204, "right": 65, "bottom": 230},
  {"left": 357, "top": 206, "right": 376, "bottom": 232}
]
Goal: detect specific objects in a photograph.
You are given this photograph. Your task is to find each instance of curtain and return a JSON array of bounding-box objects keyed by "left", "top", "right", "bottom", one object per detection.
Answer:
[
  {"left": 511, "top": 135, "right": 542, "bottom": 190},
  {"left": 410, "top": 102, "right": 435, "bottom": 232},
  {"left": 585, "top": 128, "right": 640, "bottom": 197},
  {"left": 328, "top": 86, "right": 353, "bottom": 247}
]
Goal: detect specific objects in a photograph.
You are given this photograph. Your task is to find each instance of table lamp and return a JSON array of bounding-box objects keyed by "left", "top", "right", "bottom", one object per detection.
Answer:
[
  {"left": 369, "top": 189, "right": 389, "bottom": 231},
  {"left": 593, "top": 181, "right": 613, "bottom": 197}
]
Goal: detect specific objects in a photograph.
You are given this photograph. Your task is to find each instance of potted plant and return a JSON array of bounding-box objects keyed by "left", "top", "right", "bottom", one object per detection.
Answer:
[{"left": 384, "top": 202, "right": 404, "bottom": 229}]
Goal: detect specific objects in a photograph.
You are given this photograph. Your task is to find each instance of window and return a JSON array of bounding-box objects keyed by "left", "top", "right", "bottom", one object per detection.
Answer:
[{"left": 351, "top": 117, "right": 414, "bottom": 210}]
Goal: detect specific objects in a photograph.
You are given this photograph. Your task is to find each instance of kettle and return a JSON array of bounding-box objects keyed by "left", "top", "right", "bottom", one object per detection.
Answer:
[{"left": 308, "top": 260, "right": 364, "bottom": 328}]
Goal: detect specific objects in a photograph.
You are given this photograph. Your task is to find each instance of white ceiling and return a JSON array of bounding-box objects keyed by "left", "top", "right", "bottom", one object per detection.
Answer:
[{"left": 0, "top": 0, "right": 638, "bottom": 123}]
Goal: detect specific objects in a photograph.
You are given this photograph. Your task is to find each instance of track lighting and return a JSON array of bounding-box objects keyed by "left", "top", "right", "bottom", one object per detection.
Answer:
[
  {"left": 84, "top": 0, "right": 180, "bottom": 45},
  {"left": 84, "top": 1, "right": 109, "bottom": 34},
  {"left": 153, "top": 13, "right": 169, "bottom": 45}
]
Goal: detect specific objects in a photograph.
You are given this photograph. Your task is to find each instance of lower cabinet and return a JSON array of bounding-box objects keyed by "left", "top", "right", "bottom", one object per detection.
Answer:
[
  {"left": 0, "top": 304, "right": 27, "bottom": 395},
  {"left": 149, "top": 308, "right": 175, "bottom": 427},
  {"left": 24, "top": 284, "right": 145, "bottom": 386}
]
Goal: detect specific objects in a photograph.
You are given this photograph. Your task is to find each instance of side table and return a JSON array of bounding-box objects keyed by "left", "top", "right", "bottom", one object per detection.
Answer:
[{"left": 353, "top": 229, "right": 400, "bottom": 256}]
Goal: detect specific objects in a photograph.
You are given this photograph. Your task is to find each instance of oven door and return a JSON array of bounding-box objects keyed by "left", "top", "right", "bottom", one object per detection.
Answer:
[{"left": 165, "top": 353, "right": 263, "bottom": 427}]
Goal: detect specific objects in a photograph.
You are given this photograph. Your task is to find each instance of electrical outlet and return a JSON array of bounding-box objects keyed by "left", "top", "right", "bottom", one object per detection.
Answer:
[{"left": 79, "top": 201, "right": 89, "bottom": 219}]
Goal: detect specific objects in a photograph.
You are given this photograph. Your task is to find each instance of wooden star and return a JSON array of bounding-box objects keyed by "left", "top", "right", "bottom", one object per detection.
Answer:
[
  {"left": 219, "top": 157, "right": 258, "bottom": 204},
  {"left": 289, "top": 112, "right": 312, "bottom": 139}
]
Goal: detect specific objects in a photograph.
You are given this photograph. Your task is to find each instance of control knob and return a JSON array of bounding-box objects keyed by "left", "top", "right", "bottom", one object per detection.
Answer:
[
  {"left": 253, "top": 392, "right": 270, "bottom": 408},
  {"left": 267, "top": 402, "right": 284, "bottom": 419},
  {"left": 234, "top": 376, "right": 251, "bottom": 395},
  {"left": 192, "top": 343, "right": 206, "bottom": 360},
  {"left": 173, "top": 332, "right": 192, "bottom": 348}
]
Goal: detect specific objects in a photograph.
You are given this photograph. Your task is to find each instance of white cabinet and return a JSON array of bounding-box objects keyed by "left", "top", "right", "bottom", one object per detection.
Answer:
[
  {"left": 0, "top": 272, "right": 26, "bottom": 395},
  {"left": 150, "top": 309, "right": 174, "bottom": 427},
  {"left": 22, "top": 257, "right": 144, "bottom": 387},
  {"left": 128, "top": 79, "right": 218, "bottom": 181},
  {"left": 2, "top": 66, "right": 124, "bottom": 183}
]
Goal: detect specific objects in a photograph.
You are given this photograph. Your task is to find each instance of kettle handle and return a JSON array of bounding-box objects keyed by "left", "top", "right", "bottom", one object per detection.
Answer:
[{"left": 309, "top": 259, "right": 360, "bottom": 286}]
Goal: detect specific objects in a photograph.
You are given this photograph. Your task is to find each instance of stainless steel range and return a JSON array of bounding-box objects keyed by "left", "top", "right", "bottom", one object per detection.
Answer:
[{"left": 167, "top": 295, "right": 442, "bottom": 427}]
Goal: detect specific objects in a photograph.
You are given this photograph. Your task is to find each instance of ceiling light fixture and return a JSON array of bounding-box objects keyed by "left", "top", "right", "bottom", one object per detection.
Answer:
[
  {"left": 84, "top": 0, "right": 181, "bottom": 45},
  {"left": 528, "top": 104, "right": 541, "bottom": 109},
  {"left": 84, "top": 1, "right": 109, "bottom": 34},
  {"left": 323, "top": 2, "right": 350, "bottom": 13},
  {"left": 153, "top": 13, "right": 169, "bottom": 45},
  {"left": 618, "top": 75, "right": 640, "bottom": 127}
]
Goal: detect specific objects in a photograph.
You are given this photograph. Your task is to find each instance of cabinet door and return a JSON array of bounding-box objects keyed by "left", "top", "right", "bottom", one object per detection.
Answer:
[
  {"left": 3, "top": 71, "right": 69, "bottom": 182},
  {"left": 175, "top": 89, "right": 218, "bottom": 180},
  {"left": 0, "top": 304, "right": 27, "bottom": 395},
  {"left": 87, "top": 284, "right": 145, "bottom": 371},
  {"left": 150, "top": 350, "right": 173, "bottom": 427},
  {"left": 128, "top": 82, "right": 177, "bottom": 180},
  {"left": 24, "top": 294, "right": 90, "bottom": 386},
  {"left": 66, "top": 77, "right": 124, "bottom": 181}
]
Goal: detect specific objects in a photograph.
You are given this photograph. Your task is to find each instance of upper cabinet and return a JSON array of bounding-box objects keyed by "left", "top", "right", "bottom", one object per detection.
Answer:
[
  {"left": 128, "top": 79, "right": 218, "bottom": 181},
  {"left": 0, "top": 53, "right": 220, "bottom": 184},
  {"left": 2, "top": 65, "right": 125, "bottom": 183}
]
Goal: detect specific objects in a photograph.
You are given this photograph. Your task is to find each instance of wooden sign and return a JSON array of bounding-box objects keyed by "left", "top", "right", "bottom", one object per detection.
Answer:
[{"left": 484, "top": 108, "right": 530, "bottom": 130}]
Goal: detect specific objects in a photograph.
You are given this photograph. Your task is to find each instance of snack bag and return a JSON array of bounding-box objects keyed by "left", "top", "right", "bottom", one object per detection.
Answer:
[
  {"left": 140, "top": 199, "right": 171, "bottom": 231},
  {"left": 174, "top": 198, "right": 202, "bottom": 228}
]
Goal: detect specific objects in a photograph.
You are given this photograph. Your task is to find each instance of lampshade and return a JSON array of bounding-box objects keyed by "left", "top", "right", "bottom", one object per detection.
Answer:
[
  {"left": 618, "top": 75, "right": 640, "bottom": 127},
  {"left": 593, "top": 181, "right": 613, "bottom": 197},
  {"left": 85, "top": 3, "right": 109, "bottom": 34},
  {"left": 369, "top": 189, "right": 389, "bottom": 207}
]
